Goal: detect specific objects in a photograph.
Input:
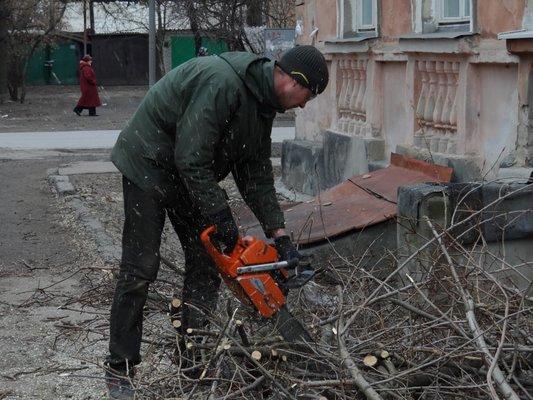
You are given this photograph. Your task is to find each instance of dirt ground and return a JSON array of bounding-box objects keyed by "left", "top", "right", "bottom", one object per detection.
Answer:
[
  {"left": 0, "top": 85, "right": 295, "bottom": 399},
  {"left": 0, "top": 155, "right": 114, "bottom": 399},
  {"left": 0, "top": 85, "right": 294, "bottom": 133},
  {"left": 0, "top": 85, "right": 147, "bottom": 133}
]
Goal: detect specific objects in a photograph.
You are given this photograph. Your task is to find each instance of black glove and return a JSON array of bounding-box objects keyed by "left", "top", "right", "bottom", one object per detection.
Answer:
[
  {"left": 209, "top": 207, "right": 239, "bottom": 253},
  {"left": 274, "top": 235, "right": 299, "bottom": 262},
  {"left": 274, "top": 236, "right": 315, "bottom": 289}
]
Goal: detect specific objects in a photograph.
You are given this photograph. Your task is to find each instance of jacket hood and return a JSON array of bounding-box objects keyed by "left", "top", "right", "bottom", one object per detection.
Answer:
[{"left": 219, "top": 52, "right": 284, "bottom": 115}]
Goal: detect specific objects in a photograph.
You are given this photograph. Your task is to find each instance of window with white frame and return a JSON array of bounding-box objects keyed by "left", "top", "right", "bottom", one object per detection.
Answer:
[
  {"left": 413, "top": 0, "right": 474, "bottom": 33},
  {"left": 438, "top": 0, "right": 471, "bottom": 24},
  {"left": 338, "top": 0, "right": 378, "bottom": 38}
]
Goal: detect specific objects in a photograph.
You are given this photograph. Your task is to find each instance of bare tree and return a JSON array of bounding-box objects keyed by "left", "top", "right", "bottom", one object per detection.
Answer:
[
  {"left": 176, "top": 0, "right": 295, "bottom": 54},
  {"left": 0, "top": 1, "right": 11, "bottom": 103},
  {"left": 4, "top": 0, "right": 67, "bottom": 103},
  {"left": 264, "top": 0, "right": 296, "bottom": 28},
  {"left": 97, "top": 0, "right": 187, "bottom": 76}
]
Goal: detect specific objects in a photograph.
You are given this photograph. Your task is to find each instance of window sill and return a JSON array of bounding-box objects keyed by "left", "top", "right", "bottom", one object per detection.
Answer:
[
  {"left": 399, "top": 31, "right": 475, "bottom": 40},
  {"left": 498, "top": 29, "right": 533, "bottom": 40},
  {"left": 397, "top": 30, "right": 476, "bottom": 54},
  {"left": 324, "top": 34, "right": 378, "bottom": 54},
  {"left": 327, "top": 33, "right": 378, "bottom": 43}
]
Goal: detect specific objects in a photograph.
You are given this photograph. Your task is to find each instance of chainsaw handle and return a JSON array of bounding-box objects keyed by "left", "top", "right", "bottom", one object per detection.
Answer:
[{"left": 200, "top": 225, "right": 242, "bottom": 268}]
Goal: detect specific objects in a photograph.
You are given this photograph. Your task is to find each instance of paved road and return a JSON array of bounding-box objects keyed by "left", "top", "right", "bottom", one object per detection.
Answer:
[{"left": 0, "top": 127, "right": 295, "bottom": 150}]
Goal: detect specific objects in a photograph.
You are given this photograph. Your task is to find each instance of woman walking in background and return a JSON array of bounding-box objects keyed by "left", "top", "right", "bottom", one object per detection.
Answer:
[{"left": 73, "top": 55, "right": 101, "bottom": 116}]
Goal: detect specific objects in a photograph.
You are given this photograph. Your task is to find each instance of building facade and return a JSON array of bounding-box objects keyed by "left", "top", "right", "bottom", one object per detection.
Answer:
[{"left": 284, "top": 0, "right": 533, "bottom": 193}]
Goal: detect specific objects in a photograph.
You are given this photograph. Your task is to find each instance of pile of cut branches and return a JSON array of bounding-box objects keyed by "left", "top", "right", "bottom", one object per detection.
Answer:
[{"left": 131, "top": 209, "right": 532, "bottom": 399}]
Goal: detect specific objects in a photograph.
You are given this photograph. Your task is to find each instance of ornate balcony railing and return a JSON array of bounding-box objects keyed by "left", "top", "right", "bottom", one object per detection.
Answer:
[
  {"left": 336, "top": 58, "right": 370, "bottom": 137},
  {"left": 414, "top": 60, "right": 459, "bottom": 154}
]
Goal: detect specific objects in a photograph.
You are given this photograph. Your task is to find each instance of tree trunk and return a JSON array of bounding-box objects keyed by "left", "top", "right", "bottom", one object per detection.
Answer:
[
  {"left": 186, "top": 1, "right": 202, "bottom": 56},
  {"left": 0, "top": 5, "right": 10, "bottom": 103},
  {"left": 246, "top": 0, "right": 262, "bottom": 26}
]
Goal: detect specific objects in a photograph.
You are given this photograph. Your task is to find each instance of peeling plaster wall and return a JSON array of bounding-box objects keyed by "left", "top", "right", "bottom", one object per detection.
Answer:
[
  {"left": 524, "top": 0, "right": 533, "bottom": 29},
  {"left": 381, "top": 0, "right": 412, "bottom": 39},
  {"left": 316, "top": 0, "right": 338, "bottom": 41},
  {"left": 295, "top": 81, "right": 335, "bottom": 141},
  {"left": 477, "top": 64, "right": 519, "bottom": 176},
  {"left": 296, "top": 0, "right": 337, "bottom": 44},
  {"left": 289, "top": 0, "right": 532, "bottom": 184},
  {"left": 381, "top": 62, "right": 410, "bottom": 157},
  {"left": 294, "top": 0, "right": 337, "bottom": 141},
  {"left": 477, "top": 0, "right": 525, "bottom": 37}
]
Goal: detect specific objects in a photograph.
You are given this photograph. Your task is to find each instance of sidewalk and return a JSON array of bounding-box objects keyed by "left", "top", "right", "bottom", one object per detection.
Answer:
[{"left": 0, "top": 127, "right": 295, "bottom": 150}]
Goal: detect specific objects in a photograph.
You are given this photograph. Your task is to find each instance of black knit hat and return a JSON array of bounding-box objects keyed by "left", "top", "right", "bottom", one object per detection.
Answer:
[{"left": 277, "top": 45, "right": 329, "bottom": 95}]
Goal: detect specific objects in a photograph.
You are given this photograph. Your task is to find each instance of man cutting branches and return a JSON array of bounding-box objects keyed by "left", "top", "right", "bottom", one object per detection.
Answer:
[{"left": 105, "top": 45, "right": 329, "bottom": 399}]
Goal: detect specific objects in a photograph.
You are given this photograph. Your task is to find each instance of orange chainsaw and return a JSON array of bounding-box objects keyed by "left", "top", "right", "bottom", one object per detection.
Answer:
[{"left": 200, "top": 226, "right": 312, "bottom": 342}]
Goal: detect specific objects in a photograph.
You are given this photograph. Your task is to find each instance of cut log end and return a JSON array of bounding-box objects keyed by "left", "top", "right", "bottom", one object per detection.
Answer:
[
  {"left": 172, "top": 320, "right": 181, "bottom": 329},
  {"left": 251, "top": 350, "right": 262, "bottom": 361},
  {"left": 171, "top": 298, "right": 182, "bottom": 308},
  {"left": 363, "top": 354, "right": 378, "bottom": 367}
]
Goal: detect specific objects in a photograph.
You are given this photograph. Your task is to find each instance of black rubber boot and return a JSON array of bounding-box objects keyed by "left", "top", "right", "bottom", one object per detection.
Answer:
[{"left": 105, "top": 366, "right": 135, "bottom": 399}]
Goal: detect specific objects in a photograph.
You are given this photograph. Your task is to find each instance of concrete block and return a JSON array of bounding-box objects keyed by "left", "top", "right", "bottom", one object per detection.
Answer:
[
  {"left": 395, "top": 145, "right": 482, "bottom": 182},
  {"left": 397, "top": 181, "right": 533, "bottom": 298},
  {"left": 396, "top": 183, "right": 450, "bottom": 283},
  {"left": 497, "top": 167, "right": 533, "bottom": 183},
  {"left": 481, "top": 182, "right": 533, "bottom": 241},
  {"left": 300, "top": 219, "right": 397, "bottom": 280},
  {"left": 48, "top": 175, "right": 76, "bottom": 196},
  {"left": 368, "top": 160, "right": 389, "bottom": 172},
  {"left": 444, "top": 155, "right": 482, "bottom": 182},
  {"left": 323, "top": 130, "right": 385, "bottom": 188},
  {"left": 281, "top": 139, "right": 325, "bottom": 195}
]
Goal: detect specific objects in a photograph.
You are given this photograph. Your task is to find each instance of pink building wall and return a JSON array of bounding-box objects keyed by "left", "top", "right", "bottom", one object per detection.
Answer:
[
  {"left": 477, "top": 0, "right": 525, "bottom": 37},
  {"left": 380, "top": 0, "right": 412, "bottom": 39},
  {"left": 291, "top": 0, "right": 533, "bottom": 181}
]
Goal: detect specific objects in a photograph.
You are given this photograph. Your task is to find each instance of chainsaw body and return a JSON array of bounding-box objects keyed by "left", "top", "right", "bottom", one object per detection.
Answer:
[{"left": 200, "top": 226, "right": 289, "bottom": 318}]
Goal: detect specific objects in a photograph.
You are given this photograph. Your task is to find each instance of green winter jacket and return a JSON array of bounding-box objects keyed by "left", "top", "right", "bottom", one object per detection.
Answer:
[{"left": 111, "top": 52, "right": 285, "bottom": 233}]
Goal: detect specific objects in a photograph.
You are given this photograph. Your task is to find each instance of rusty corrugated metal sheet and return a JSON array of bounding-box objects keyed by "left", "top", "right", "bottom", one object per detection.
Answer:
[
  {"left": 238, "top": 153, "right": 453, "bottom": 245},
  {"left": 280, "top": 182, "right": 396, "bottom": 244},
  {"left": 348, "top": 153, "right": 453, "bottom": 203}
]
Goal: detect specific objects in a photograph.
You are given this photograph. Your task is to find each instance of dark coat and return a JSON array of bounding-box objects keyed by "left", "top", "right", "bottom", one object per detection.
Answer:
[
  {"left": 111, "top": 52, "right": 286, "bottom": 233},
  {"left": 77, "top": 61, "right": 101, "bottom": 108}
]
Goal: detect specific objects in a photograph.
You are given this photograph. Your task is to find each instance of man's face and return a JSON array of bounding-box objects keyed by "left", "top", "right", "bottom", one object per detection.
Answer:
[{"left": 279, "top": 79, "right": 315, "bottom": 110}]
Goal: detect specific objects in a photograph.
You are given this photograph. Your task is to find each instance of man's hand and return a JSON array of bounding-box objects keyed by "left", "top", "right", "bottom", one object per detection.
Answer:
[
  {"left": 274, "top": 235, "right": 315, "bottom": 289},
  {"left": 210, "top": 207, "right": 239, "bottom": 253},
  {"left": 273, "top": 235, "right": 299, "bottom": 262}
]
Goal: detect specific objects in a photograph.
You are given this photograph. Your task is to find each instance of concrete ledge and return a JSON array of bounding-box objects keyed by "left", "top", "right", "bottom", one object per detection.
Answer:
[
  {"left": 323, "top": 130, "right": 385, "bottom": 187},
  {"left": 301, "top": 219, "right": 398, "bottom": 280},
  {"left": 281, "top": 131, "right": 386, "bottom": 195},
  {"left": 397, "top": 182, "right": 533, "bottom": 295},
  {"left": 48, "top": 175, "right": 76, "bottom": 196},
  {"left": 57, "top": 161, "right": 118, "bottom": 175},
  {"left": 281, "top": 139, "right": 325, "bottom": 195},
  {"left": 69, "top": 198, "right": 121, "bottom": 264},
  {"left": 497, "top": 167, "right": 533, "bottom": 183},
  {"left": 396, "top": 145, "right": 482, "bottom": 182}
]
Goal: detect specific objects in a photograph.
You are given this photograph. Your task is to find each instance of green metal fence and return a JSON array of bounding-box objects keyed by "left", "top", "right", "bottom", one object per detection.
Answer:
[
  {"left": 171, "top": 35, "right": 228, "bottom": 69},
  {"left": 26, "top": 42, "right": 79, "bottom": 85}
]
